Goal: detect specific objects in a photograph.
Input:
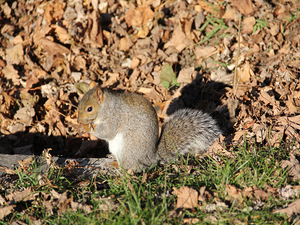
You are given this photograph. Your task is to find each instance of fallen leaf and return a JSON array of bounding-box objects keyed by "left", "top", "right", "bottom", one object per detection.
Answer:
[
  {"left": 43, "top": 201, "right": 54, "bottom": 216},
  {"left": 269, "top": 22, "right": 279, "bottom": 36},
  {"left": 124, "top": 5, "right": 154, "bottom": 29},
  {"left": 274, "top": 198, "right": 300, "bottom": 217},
  {"left": 286, "top": 96, "right": 300, "bottom": 114},
  {"left": 194, "top": 46, "right": 218, "bottom": 59},
  {"left": 2, "top": 64, "right": 20, "bottom": 85},
  {"left": 0, "top": 205, "right": 14, "bottom": 220},
  {"left": 0, "top": 194, "right": 6, "bottom": 205},
  {"left": 160, "top": 63, "right": 180, "bottom": 89},
  {"left": 278, "top": 185, "right": 299, "bottom": 200},
  {"left": 242, "top": 17, "right": 256, "bottom": 34},
  {"left": 279, "top": 42, "right": 291, "bottom": 54},
  {"left": 71, "top": 201, "right": 92, "bottom": 213},
  {"left": 197, "top": 0, "right": 219, "bottom": 14},
  {"left": 52, "top": 24, "right": 71, "bottom": 43},
  {"left": 173, "top": 186, "right": 198, "bottom": 209},
  {"left": 75, "top": 82, "right": 90, "bottom": 95},
  {"left": 14, "top": 106, "right": 35, "bottom": 125},
  {"left": 18, "top": 156, "right": 34, "bottom": 170},
  {"left": 222, "top": 8, "right": 239, "bottom": 22},
  {"left": 5, "top": 44, "right": 24, "bottom": 64},
  {"left": 288, "top": 115, "right": 300, "bottom": 130},
  {"left": 281, "top": 154, "right": 300, "bottom": 181},
  {"left": 164, "top": 24, "right": 193, "bottom": 52},
  {"left": 237, "top": 61, "right": 252, "bottom": 83},
  {"left": 119, "top": 37, "right": 133, "bottom": 51},
  {"left": 105, "top": 73, "right": 119, "bottom": 86},
  {"left": 226, "top": 185, "right": 243, "bottom": 202},
  {"left": 177, "top": 67, "right": 194, "bottom": 83},
  {"left": 253, "top": 185, "right": 269, "bottom": 200},
  {"left": 231, "top": 0, "right": 254, "bottom": 15},
  {"left": 7, "top": 188, "right": 34, "bottom": 203}
]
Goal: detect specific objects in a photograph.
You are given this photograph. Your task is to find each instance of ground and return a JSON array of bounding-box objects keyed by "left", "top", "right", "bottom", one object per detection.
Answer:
[{"left": 0, "top": 0, "right": 300, "bottom": 224}]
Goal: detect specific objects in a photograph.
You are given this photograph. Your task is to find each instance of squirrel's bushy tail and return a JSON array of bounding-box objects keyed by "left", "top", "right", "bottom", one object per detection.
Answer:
[{"left": 157, "top": 108, "right": 221, "bottom": 163}]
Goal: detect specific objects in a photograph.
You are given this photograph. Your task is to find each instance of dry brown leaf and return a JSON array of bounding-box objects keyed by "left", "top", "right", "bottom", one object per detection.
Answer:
[
  {"left": 197, "top": 0, "right": 219, "bottom": 14},
  {"left": 278, "top": 185, "right": 298, "bottom": 200},
  {"left": 259, "top": 89, "right": 276, "bottom": 105},
  {"left": 242, "top": 187, "right": 253, "bottom": 198},
  {"left": 2, "top": 64, "right": 20, "bottom": 85},
  {"left": 125, "top": 5, "right": 154, "bottom": 28},
  {"left": 43, "top": 201, "right": 54, "bottom": 216},
  {"left": 226, "top": 185, "right": 243, "bottom": 202},
  {"left": 131, "top": 57, "right": 140, "bottom": 69},
  {"left": 0, "top": 194, "right": 6, "bottom": 205},
  {"left": 279, "top": 42, "right": 291, "bottom": 54},
  {"left": 231, "top": 0, "right": 254, "bottom": 15},
  {"left": 274, "top": 198, "right": 300, "bottom": 217},
  {"left": 286, "top": 96, "right": 300, "bottom": 114},
  {"left": 198, "top": 186, "right": 213, "bottom": 202},
  {"left": 207, "top": 134, "right": 224, "bottom": 154},
  {"left": 194, "top": 46, "right": 218, "bottom": 59},
  {"left": 269, "top": 22, "right": 279, "bottom": 36},
  {"left": 237, "top": 61, "right": 252, "bottom": 83},
  {"left": 253, "top": 186, "right": 269, "bottom": 200},
  {"left": 18, "top": 156, "right": 34, "bottom": 170},
  {"left": 288, "top": 115, "right": 300, "bottom": 130},
  {"left": 182, "top": 218, "right": 200, "bottom": 224},
  {"left": 164, "top": 24, "right": 193, "bottom": 52},
  {"left": 222, "top": 8, "right": 239, "bottom": 22},
  {"left": 1, "top": 2, "right": 11, "bottom": 17},
  {"left": 0, "top": 205, "right": 14, "bottom": 220},
  {"left": 138, "top": 87, "right": 152, "bottom": 94},
  {"left": 242, "top": 16, "right": 255, "bottom": 34},
  {"left": 57, "top": 191, "right": 68, "bottom": 206},
  {"left": 243, "top": 119, "right": 255, "bottom": 129},
  {"left": 177, "top": 67, "right": 194, "bottom": 83},
  {"left": 119, "top": 37, "right": 133, "bottom": 51},
  {"left": 97, "top": 196, "right": 120, "bottom": 212},
  {"left": 44, "top": 0, "right": 65, "bottom": 23},
  {"left": 83, "top": 11, "right": 103, "bottom": 48},
  {"left": 36, "top": 37, "right": 71, "bottom": 57},
  {"left": 52, "top": 24, "right": 71, "bottom": 43},
  {"left": 7, "top": 187, "right": 34, "bottom": 203},
  {"left": 71, "top": 201, "right": 92, "bottom": 213},
  {"left": 50, "top": 189, "right": 61, "bottom": 199},
  {"left": 0, "top": 92, "right": 15, "bottom": 117},
  {"left": 270, "top": 127, "right": 285, "bottom": 147},
  {"left": 253, "top": 123, "right": 267, "bottom": 143},
  {"left": 105, "top": 73, "right": 119, "bottom": 86},
  {"left": 5, "top": 44, "right": 24, "bottom": 64},
  {"left": 285, "top": 126, "right": 300, "bottom": 143},
  {"left": 10, "top": 35, "right": 23, "bottom": 45},
  {"left": 14, "top": 106, "right": 35, "bottom": 125},
  {"left": 173, "top": 186, "right": 198, "bottom": 209},
  {"left": 281, "top": 154, "right": 300, "bottom": 180},
  {"left": 183, "top": 17, "right": 194, "bottom": 39}
]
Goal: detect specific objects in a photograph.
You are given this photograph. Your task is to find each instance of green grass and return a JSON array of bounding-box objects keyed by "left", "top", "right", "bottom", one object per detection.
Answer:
[
  {"left": 197, "top": 15, "right": 228, "bottom": 45},
  {"left": 252, "top": 19, "right": 268, "bottom": 34},
  {"left": 0, "top": 142, "right": 295, "bottom": 224}
]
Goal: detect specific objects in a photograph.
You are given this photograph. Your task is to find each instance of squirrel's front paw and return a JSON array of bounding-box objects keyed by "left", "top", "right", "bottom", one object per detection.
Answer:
[{"left": 78, "top": 123, "right": 92, "bottom": 133}]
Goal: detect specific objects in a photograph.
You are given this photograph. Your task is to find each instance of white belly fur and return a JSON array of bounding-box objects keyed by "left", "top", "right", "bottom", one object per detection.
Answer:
[{"left": 108, "top": 133, "right": 123, "bottom": 163}]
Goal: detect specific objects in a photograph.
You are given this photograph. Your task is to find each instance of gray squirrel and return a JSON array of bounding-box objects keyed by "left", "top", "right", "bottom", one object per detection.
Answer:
[{"left": 77, "top": 81, "right": 221, "bottom": 171}]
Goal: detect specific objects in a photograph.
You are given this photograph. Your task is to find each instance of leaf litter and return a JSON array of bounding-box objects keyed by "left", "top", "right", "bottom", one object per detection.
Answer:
[{"left": 0, "top": 0, "right": 300, "bottom": 223}]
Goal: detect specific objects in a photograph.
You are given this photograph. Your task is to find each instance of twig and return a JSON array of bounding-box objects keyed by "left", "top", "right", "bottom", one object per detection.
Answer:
[{"left": 233, "top": 12, "right": 241, "bottom": 95}]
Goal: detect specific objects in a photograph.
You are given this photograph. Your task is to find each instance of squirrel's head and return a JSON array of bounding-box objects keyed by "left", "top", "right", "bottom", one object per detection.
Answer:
[{"left": 77, "top": 81, "right": 105, "bottom": 124}]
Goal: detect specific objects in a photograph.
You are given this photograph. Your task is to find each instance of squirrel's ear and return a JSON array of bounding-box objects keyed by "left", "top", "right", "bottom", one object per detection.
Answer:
[
  {"left": 89, "top": 81, "right": 97, "bottom": 89},
  {"left": 95, "top": 87, "right": 105, "bottom": 103}
]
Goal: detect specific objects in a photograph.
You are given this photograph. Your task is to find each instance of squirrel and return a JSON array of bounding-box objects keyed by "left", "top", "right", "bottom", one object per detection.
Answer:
[{"left": 77, "top": 81, "right": 221, "bottom": 172}]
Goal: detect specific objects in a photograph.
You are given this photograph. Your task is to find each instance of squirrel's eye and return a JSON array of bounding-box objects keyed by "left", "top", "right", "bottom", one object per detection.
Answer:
[{"left": 87, "top": 106, "right": 93, "bottom": 112}]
